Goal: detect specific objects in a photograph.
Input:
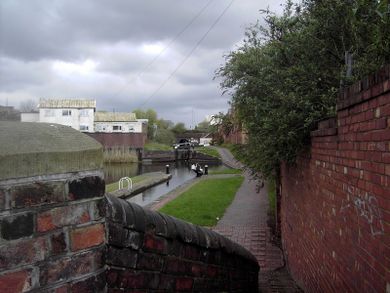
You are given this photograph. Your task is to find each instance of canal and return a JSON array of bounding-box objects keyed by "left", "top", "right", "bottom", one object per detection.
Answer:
[{"left": 104, "top": 161, "right": 226, "bottom": 206}]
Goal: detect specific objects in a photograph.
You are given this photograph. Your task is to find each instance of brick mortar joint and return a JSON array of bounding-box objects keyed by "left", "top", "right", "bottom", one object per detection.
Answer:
[
  {"left": 28, "top": 266, "right": 107, "bottom": 292},
  {"left": 0, "top": 196, "right": 104, "bottom": 216},
  {"left": 0, "top": 170, "right": 104, "bottom": 188},
  {"left": 337, "top": 81, "right": 390, "bottom": 111},
  {"left": 0, "top": 244, "right": 105, "bottom": 283}
]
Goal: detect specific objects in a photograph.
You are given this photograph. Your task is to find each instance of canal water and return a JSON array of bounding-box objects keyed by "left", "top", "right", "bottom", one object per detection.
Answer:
[{"left": 104, "top": 161, "right": 226, "bottom": 207}]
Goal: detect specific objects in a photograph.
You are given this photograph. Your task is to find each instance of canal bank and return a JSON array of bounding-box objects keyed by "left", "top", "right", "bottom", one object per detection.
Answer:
[
  {"left": 106, "top": 171, "right": 172, "bottom": 198},
  {"left": 104, "top": 161, "right": 228, "bottom": 207},
  {"left": 142, "top": 148, "right": 221, "bottom": 164},
  {"left": 146, "top": 173, "right": 243, "bottom": 211}
]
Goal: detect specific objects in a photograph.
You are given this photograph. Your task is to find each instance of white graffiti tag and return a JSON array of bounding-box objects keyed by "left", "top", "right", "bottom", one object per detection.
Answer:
[{"left": 340, "top": 186, "right": 384, "bottom": 236}]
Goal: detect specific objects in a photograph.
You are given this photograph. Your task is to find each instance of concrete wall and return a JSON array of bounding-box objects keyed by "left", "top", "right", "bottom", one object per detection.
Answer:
[{"left": 280, "top": 65, "right": 390, "bottom": 292}]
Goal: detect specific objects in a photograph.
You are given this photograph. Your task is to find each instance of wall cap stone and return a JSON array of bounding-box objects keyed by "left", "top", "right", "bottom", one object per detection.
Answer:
[
  {"left": 337, "top": 64, "right": 390, "bottom": 110},
  {"left": 102, "top": 194, "right": 259, "bottom": 266},
  {"left": 0, "top": 122, "right": 103, "bottom": 180}
]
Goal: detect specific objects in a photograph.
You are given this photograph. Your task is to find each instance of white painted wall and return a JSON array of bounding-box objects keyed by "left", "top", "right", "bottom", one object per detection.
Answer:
[
  {"left": 21, "top": 113, "right": 39, "bottom": 122},
  {"left": 39, "top": 108, "right": 94, "bottom": 132},
  {"left": 94, "top": 121, "right": 143, "bottom": 133},
  {"left": 200, "top": 137, "right": 212, "bottom": 146}
]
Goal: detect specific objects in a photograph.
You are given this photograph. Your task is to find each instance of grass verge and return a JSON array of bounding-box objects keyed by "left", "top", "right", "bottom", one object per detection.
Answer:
[
  {"left": 220, "top": 143, "right": 245, "bottom": 161},
  {"left": 267, "top": 177, "right": 276, "bottom": 217},
  {"left": 159, "top": 176, "right": 244, "bottom": 226},
  {"left": 194, "top": 146, "right": 221, "bottom": 158},
  {"left": 144, "top": 142, "right": 172, "bottom": 151},
  {"left": 209, "top": 168, "right": 242, "bottom": 175}
]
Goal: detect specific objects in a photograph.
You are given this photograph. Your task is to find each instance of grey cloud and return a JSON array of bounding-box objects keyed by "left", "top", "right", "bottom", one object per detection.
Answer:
[
  {"left": 1, "top": 0, "right": 283, "bottom": 61},
  {"left": 0, "top": 58, "right": 53, "bottom": 91},
  {"left": 0, "top": 0, "right": 285, "bottom": 125}
]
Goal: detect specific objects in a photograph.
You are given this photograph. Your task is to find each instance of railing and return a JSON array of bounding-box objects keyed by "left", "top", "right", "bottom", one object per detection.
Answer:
[{"left": 118, "top": 177, "right": 132, "bottom": 190}]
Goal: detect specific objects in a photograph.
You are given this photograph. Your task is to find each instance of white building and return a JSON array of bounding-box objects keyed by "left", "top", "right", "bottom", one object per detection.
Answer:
[
  {"left": 199, "top": 133, "right": 213, "bottom": 146},
  {"left": 94, "top": 112, "right": 147, "bottom": 133},
  {"left": 21, "top": 99, "right": 147, "bottom": 134},
  {"left": 37, "top": 99, "right": 96, "bottom": 132},
  {"left": 20, "top": 112, "right": 39, "bottom": 122}
]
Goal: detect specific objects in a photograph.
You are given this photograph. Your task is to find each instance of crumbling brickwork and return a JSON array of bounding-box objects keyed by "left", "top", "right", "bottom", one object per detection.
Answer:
[{"left": 0, "top": 173, "right": 106, "bottom": 292}]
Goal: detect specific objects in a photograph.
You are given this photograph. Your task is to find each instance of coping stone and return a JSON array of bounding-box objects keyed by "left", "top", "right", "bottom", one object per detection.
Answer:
[{"left": 0, "top": 122, "right": 103, "bottom": 180}]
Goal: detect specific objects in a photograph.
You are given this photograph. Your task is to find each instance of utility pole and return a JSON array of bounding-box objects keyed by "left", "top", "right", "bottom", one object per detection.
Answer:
[{"left": 192, "top": 108, "right": 194, "bottom": 130}]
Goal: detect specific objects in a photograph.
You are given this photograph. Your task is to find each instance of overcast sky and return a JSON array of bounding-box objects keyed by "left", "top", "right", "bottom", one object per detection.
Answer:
[{"left": 0, "top": 0, "right": 284, "bottom": 127}]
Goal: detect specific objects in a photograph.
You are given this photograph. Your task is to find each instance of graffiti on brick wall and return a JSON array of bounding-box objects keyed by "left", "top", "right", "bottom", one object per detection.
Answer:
[{"left": 340, "top": 186, "right": 384, "bottom": 236}]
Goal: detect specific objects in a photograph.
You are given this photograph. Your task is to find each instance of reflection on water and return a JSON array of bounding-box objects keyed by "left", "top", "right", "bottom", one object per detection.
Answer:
[
  {"left": 104, "top": 161, "right": 225, "bottom": 207},
  {"left": 104, "top": 163, "right": 139, "bottom": 184}
]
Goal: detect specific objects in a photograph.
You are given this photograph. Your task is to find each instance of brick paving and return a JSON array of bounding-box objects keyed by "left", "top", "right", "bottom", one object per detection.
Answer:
[{"left": 212, "top": 147, "right": 302, "bottom": 292}]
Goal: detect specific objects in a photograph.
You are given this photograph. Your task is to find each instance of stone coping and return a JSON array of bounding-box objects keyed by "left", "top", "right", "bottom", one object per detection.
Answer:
[
  {"left": 0, "top": 122, "right": 103, "bottom": 180},
  {"left": 103, "top": 194, "right": 259, "bottom": 266}
]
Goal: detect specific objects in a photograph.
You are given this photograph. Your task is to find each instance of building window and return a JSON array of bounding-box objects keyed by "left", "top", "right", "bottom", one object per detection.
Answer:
[
  {"left": 44, "top": 109, "right": 55, "bottom": 117},
  {"left": 62, "top": 109, "right": 72, "bottom": 116},
  {"left": 80, "top": 125, "right": 89, "bottom": 131},
  {"left": 80, "top": 109, "right": 89, "bottom": 117},
  {"left": 113, "top": 125, "right": 122, "bottom": 131}
]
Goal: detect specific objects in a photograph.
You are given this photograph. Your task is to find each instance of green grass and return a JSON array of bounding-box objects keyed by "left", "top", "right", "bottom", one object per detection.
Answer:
[
  {"left": 267, "top": 177, "right": 276, "bottom": 216},
  {"left": 106, "top": 174, "right": 149, "bottom": 193},
  {"left": 220, "top": 143, "right": 245, "bottom": 162},
  {"left": 209, "top": 168, "right": 242, "bottom": 175},
  {"left": 144, "top": 142, "right": 172, "bottom": 151},
  {"left": 195, "top": 146, "right": 221, "bottom": 158},
  {"left": 159, "top": 176, "right": 244, "bottom": 226}
]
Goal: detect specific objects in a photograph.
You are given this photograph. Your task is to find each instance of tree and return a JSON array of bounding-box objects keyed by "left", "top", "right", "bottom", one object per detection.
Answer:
[
  {"left": 133, "top": 108, "right": 186, "bottom": 142},
  {"left": 157, "top": 119, "right": 174, "bottom": 130},
  {"left": 154, "top": 128, "right": 176, "bottom": 145},
  {"left": 133, "top": 108, "right": 158, "bottom": 139},
  {"left": 171, "top": 122, "right": 187, "bottom": 134},
  {"left": 217, "top": 0, "right": 390, "bottom": 178},
  {"left": 195, "top": 120, "right": 211, "bottom": 132},
  {"left": 19, "top": 99, "right": 37, "bottom": 112}
]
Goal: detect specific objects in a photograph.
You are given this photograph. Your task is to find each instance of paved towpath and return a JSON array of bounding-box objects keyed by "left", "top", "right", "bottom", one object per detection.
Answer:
[{"left": 212, "top": 147, "right": 302, "bottom": 292}]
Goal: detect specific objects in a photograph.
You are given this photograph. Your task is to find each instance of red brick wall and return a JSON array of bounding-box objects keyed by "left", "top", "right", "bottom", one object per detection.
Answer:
[
  {"left": 0, "top": 173, "right": 106, "bottom": 292},
  {"left": 87, "top": 132, "right": 147, "bottom": 149},
  {"left": 280, "top": 65, "right": 390, "bottom": 292},
  {"left": 223, "top": 126, "right": 247, "bottom": 145},
  {"left": 102, "top": 195, "right": 259, "bottom": 292}
]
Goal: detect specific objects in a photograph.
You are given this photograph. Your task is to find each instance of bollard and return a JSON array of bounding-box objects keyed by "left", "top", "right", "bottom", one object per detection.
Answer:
[
  {"left": 166, "top": 164, "right": 170, "bottom": 174},
  {"left": 204, "top": 165, "right": 208, "bottom": 175}
]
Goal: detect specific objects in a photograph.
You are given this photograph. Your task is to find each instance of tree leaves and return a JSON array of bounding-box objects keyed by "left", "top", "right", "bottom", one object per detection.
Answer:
[{"left": 216, "top": 0, "right": 390, "bottom": 178}]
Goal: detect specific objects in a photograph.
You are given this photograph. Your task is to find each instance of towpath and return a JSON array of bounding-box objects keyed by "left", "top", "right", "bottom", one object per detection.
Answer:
[{"left": 212, "top": 147, "right": 302, "bottom": 292}]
